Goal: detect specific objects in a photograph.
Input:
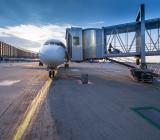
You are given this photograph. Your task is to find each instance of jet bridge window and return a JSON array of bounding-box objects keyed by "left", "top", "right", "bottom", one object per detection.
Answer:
[{"left": 73, "top": 37, "right": 80, "bottom": 45}]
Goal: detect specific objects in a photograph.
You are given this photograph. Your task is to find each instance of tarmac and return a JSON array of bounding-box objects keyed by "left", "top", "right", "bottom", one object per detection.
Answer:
[
  {"left": 0, "top": 62, "right": 160, "bottom": 140},
  {"left": 0, "top": 62, "right": 48, "bottom": 140}
]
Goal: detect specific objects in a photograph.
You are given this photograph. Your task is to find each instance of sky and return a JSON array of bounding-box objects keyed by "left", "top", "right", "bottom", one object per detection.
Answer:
[{"left": 0, "top": 0, "right": 160, "bottom": 53}]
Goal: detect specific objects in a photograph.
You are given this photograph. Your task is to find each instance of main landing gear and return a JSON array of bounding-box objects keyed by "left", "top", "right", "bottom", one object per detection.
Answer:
[
  {"left": 49, "top": 70, "right": 55, "bottom": 78},
  {"left": 39, "top": 61, "right": 43, "bottom": 66}
]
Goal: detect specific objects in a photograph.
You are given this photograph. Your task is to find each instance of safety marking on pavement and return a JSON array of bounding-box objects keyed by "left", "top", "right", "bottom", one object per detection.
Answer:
[
  {"left": 76, "top": 80, "right": 93, "bottom": 85},
  {"left": 151, "top": 85, "right": 160, "bottom": 90},
  {"left": 132, "top": 106, "right": 160, "bottom": 129},
  {"left": 145, "top": 83, "right": 160, "bottom": 90},
  {"left": 0, "top": 80, "right": 21, "bottom": 86},
  {"left": 12, "top": 78, "right": 52, "bottom": 140}
]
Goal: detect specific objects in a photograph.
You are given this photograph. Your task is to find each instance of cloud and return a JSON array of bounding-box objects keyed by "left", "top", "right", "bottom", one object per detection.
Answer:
[
  {"left": 0, "top": 22, "right": 104, "bottom": 52},
  {"left": 0, "top": 24, "right": 71, "bottom": 52},
  {"left": 0, "top": 35, "right": 40, "bottom": 52}
]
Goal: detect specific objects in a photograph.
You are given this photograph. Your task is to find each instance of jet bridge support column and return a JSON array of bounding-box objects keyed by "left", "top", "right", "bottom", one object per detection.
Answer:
[{"left": 136, "top": 4, "right": 146, "bottom": 69}]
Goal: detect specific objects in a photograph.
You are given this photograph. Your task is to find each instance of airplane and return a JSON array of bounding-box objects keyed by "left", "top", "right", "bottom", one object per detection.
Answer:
[{"left": 39, "top": 39, "right": 69, "bottom": 78}]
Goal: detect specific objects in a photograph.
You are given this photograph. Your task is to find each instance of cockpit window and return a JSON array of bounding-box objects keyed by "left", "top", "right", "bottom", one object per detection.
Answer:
[
  {"left": 50, "top": 42, "right": 55, "bottom": 45},
  {"left": 57, "top": 42, "right": 65, "bottom": 48},
  {"left": 44, "top": 41, "right": 65, "bottom": 48},
  {"left": 44, "top": 42, "right": 50, "bottom": 45}
]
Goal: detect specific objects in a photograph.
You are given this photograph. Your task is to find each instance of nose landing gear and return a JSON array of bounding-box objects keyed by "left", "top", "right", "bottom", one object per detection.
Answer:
[
  {"left": 65, "top": 63, "right": 69, "bottom": 69},
  {"left": 49, "top": 70, "right": 55, "bottom": 78}
]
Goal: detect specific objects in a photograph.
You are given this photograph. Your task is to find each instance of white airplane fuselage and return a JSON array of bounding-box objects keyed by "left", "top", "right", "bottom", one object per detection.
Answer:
[{"left": 39, "top": 39, "right": 65, "bottom": 69}]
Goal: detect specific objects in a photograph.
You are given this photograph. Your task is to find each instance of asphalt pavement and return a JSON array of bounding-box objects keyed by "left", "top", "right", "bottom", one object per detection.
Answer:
[
  {"left": 48, "top": 62, "right": 160, "bottom": 140},
  {"left": 0, "top": 62, "right": 48, "bottom": 140}
]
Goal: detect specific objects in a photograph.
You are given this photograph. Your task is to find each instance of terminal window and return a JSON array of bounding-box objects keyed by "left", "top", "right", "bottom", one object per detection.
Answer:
[{"left": 73, "top": 37, "right": 80, "bottom": 45}]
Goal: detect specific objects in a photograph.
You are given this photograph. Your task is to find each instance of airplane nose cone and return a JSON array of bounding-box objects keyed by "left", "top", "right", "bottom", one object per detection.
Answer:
[{"left": 39, "top": 45, "right": 65, "bottom": 67}]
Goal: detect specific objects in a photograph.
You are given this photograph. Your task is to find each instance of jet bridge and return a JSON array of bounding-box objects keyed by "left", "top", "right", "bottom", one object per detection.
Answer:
[
  {"left": 66, "top": 4, "right": 160, "bottom": 68},
  {"left": 66, "top": 4, "right": 160, "bottom": 83}
]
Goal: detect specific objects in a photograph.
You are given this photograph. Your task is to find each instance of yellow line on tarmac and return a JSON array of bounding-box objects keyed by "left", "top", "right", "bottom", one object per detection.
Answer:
[{"left": 12, "top": 78, "right": 52, "bottom": 140}]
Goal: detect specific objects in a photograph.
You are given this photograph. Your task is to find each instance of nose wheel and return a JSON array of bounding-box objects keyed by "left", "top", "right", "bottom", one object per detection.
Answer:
[
  {"left": 49, "top": 70, "right": 55, "bottom": 78},
  {"left": 64, "top": 62, "right": 69, "bottom": 69}
]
